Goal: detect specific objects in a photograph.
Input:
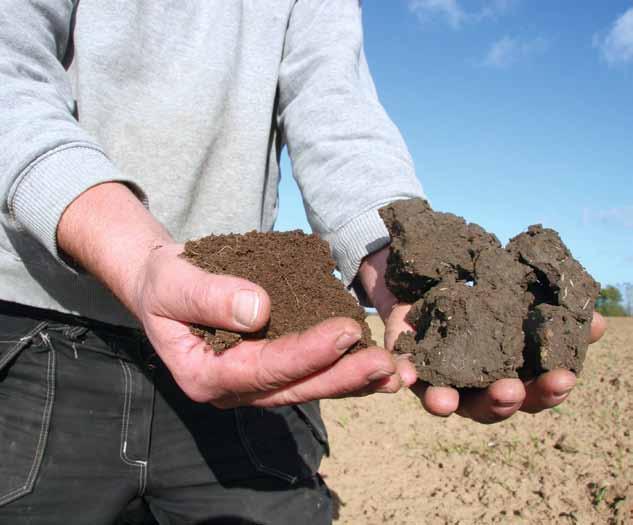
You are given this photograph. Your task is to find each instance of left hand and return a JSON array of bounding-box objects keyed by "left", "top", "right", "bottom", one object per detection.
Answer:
[{"left": 358, "top": 247, "right": 608, "bottom": 424}]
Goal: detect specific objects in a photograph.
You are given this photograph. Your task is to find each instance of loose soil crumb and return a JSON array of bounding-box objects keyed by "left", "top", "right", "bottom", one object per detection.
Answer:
[
  {"left": 182, "top": 230, "right": 373, "bottom": 351},
  {"left": 380, "top": 199, "right": 599, "bottom": 388}
]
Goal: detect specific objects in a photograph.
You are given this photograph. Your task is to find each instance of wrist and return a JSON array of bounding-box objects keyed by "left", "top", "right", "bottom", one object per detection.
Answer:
[
  {"left": 357, "top": 247, "right": 398, "bottom": 320},
  {"left": 57, "top": 182, "right": 174, "bottom": 317},
  {"left": 121, "top": 239, "right": 174, "bottom": 320}
]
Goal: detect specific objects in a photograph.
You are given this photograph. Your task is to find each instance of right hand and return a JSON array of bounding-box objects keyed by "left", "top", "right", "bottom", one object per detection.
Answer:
[
  {"left": 358, "top": 246, "right": 608, "bottom": 424},
  {"left": 131, "top": 243, "right": 412, "bottom": 408}
]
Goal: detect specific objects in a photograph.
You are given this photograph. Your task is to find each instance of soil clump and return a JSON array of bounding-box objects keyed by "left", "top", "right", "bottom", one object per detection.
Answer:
[
  {"left": 182, "top": 230, "right": 373, "bottom": 351},
  {"left": 379, "top": 198, "right": 599, "bottom": 388}
]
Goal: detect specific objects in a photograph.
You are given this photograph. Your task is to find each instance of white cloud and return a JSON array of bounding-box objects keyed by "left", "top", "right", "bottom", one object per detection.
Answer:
[
  {"left": 478, "top": 0, "right": 519, "bottom": 21},
  {"left": 408, "top": 0, "right": 518, "bottom": 30},
  {"left": 582, "top": 207, "right": 633, "bottom": 229},
  {"left": 595, "top": 7, "right": 633, "bottom": 65},
  {"left": 483, "top": 36, "right": 548, "bottom": 68},
  {"left": 408, "top": 0, "right": 465, "bottom": 29}
]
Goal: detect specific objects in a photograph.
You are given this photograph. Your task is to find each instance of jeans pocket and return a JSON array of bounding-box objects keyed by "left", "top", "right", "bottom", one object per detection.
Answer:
[
  {"left": 0, "top": 318, "right": 55, "bottom": 507},
  {"left": 235, "top": 401, "right": 329, "bottom": 485}
]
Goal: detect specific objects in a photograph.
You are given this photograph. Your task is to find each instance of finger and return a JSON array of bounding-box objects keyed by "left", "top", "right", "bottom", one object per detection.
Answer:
[
  {"left": 335, "top": 365, "right": 406, "bottom": 398},
  {"left": 384, "top": 303, "right": 415, "bottom": 351},
  {"left": 590, "top": 312, "right": 607, "bottom": 344},
  {"left": 149, "top": 244, "right": 271, "bottom": 332},
  {"left": 355, "top": 353, "right": 416, "bottom": 394},
  {"left": 395, "top": 354, "right": 418, "bottom": 387},
  {"left": 202, "top": 317, "right": 365, "bottom": 394},
  {"left": 217, "top": 347, "right": 399, "bottom": 407},
  {"left": 410, "top": 382, "right": 459, "bottom": 417},
  {"left": 456, "top": 379, "right": 526, "bottom": 424},
  {"left": 160, "top": 316, "right": 367, "bottom": 403},
  {"left": 521, "top": 369, "right": 576, "bottom": 414}
]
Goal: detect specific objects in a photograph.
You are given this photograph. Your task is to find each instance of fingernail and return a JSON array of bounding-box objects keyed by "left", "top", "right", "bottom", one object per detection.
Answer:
[
  {"left": 552, "top": 391, "right": 571, "bottom": 402},
  {"left": 368, "top": 369, "right": 393, "bottom": 382},
  {"left": 335, "top": 330, "right": 361, "bottom": 353},
  {"left": 553, "top": 386, "right": 574, "bottom": 397},
  {"left": 494, "top": 400, "right": 519, "bottom": 408},
  {"left": 233, "top": 290, "right": 261, "bottom": 328}
]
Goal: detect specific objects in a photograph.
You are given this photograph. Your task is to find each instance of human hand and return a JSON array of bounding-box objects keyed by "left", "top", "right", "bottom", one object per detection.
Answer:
[
  {"left": 358, "top": 246, "right": 608, "bottom": 424},
  {"left": 386, "top": 303, "right": 606, "bottom": 423},
  {"left": 131, "top": 243, "right": 408, "bottom": 407}
]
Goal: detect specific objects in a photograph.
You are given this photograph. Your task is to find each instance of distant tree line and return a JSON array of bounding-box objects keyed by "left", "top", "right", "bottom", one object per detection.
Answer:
[{"left": 595, "top": 283, "right": 632, "bottom": 317}]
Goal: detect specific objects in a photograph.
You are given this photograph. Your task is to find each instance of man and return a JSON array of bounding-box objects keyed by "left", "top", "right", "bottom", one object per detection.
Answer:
[{"left": 0, "top": 1, "right": 605, "bottom": 523}]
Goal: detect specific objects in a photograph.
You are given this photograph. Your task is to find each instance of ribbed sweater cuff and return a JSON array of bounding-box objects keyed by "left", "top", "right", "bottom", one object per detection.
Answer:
[
  {"left": 9, "top": 144, "right": 147, "bottom": 272},
  {"left": 330, "top": 207, "right": 392, "bottom": 289}
]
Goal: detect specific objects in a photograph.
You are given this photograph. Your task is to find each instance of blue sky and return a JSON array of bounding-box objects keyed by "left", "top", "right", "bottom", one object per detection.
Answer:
[{"left": 276, "top": 0, "right": 633, "bottom": 289}]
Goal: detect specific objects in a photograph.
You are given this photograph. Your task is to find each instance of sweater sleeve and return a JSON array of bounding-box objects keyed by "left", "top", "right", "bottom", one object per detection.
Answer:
[
  {"left": 0, "top": 0, "right": 146, "bottom": 271},
  {"left": 278, "top": 0, "right": 426, "bottom": 287}
]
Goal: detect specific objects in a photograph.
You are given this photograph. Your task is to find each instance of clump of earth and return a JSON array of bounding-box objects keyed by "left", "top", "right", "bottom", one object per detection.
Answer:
[
  {"left": 182, "top": 230, "right": 374, "bottom": 352},
  {"left": 380, "top": 198, "right": 600, "bottom": 388},
  {"left": 183, "top": 200, "right": 599, "bottom": 389}
]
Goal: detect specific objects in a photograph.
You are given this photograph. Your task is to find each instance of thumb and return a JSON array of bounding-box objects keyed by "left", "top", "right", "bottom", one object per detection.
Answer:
[{"left": 145, "top": 244, "right": 271, "bottom": 332}]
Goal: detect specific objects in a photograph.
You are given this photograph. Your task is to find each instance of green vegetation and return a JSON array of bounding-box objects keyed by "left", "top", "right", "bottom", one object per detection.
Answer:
[{"left": 595, "top": 285, "right": 630, "bottom": 316}]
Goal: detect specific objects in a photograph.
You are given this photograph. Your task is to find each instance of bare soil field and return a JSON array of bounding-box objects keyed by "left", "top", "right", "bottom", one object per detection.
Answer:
[{"left": 320, "top": 316, "right": 632, "bottom": 525}]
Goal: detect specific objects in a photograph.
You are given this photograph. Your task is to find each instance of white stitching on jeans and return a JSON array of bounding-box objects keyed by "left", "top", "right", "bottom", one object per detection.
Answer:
[
  {"left": 0, "top": 321, "right": 48, "bottom": 371},
  {"left": 118, "top": 359, "right": 148, "bottom": 495},
  {"left": 26, "top": 336, "right": 56, "bottom": 487},
  {"left": 0, "top": 329, "right": 55, "bottom": 506}
]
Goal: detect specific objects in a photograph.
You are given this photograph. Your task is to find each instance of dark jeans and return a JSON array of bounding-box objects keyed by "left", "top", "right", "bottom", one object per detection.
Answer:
[{"left": 0, "top": 301, "right": 332, "bottom": 524}]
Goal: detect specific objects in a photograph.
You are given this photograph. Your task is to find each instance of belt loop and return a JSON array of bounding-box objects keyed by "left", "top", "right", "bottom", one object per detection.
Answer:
[{"left": 63, "top": 325, "right": 89, "bottom": 341}]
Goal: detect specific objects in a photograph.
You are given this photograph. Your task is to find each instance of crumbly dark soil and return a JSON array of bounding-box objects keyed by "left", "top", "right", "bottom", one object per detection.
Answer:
[
  {"left": 397, "top": 283, "right": 525, "bottom": 387},
  {"left": 507, "top": 225, "right": 598, "bottom": 377},
  {"left": 182, "top": 230, "right": 373, "bottom": 351},
  {"left": 380, "top": 199, "right": 599, "bottom": 388}
]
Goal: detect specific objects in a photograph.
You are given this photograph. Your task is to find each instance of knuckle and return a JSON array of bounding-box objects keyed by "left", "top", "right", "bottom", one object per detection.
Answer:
[
  {"left": 182, "top": 277, "right": 230, "bottom": 325},
  {"left": 253, "top": 342, "right": 292, "bottom": 390},
  {"left": 275, "top": 389, "right": 301, "bottom": 407},
  {"left": 367, "top": 354, "right": 396, "bottom": 376},
  {"left": 203, "top": 281, "right": 233, "bottom": 322},
  {"left": 198, "top": 281, "right": 222, "bottom": 318},
  {"left": 253, "top": 366, "right": 284, "bottom": 391},
  {"left": 180, "top": 280, "right": 201, "bottom": 316}
]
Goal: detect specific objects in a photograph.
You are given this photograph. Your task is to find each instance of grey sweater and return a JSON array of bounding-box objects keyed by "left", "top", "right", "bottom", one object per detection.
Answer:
[{"left": 0, "top": 0, "right": 425, "bottom": 327}]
